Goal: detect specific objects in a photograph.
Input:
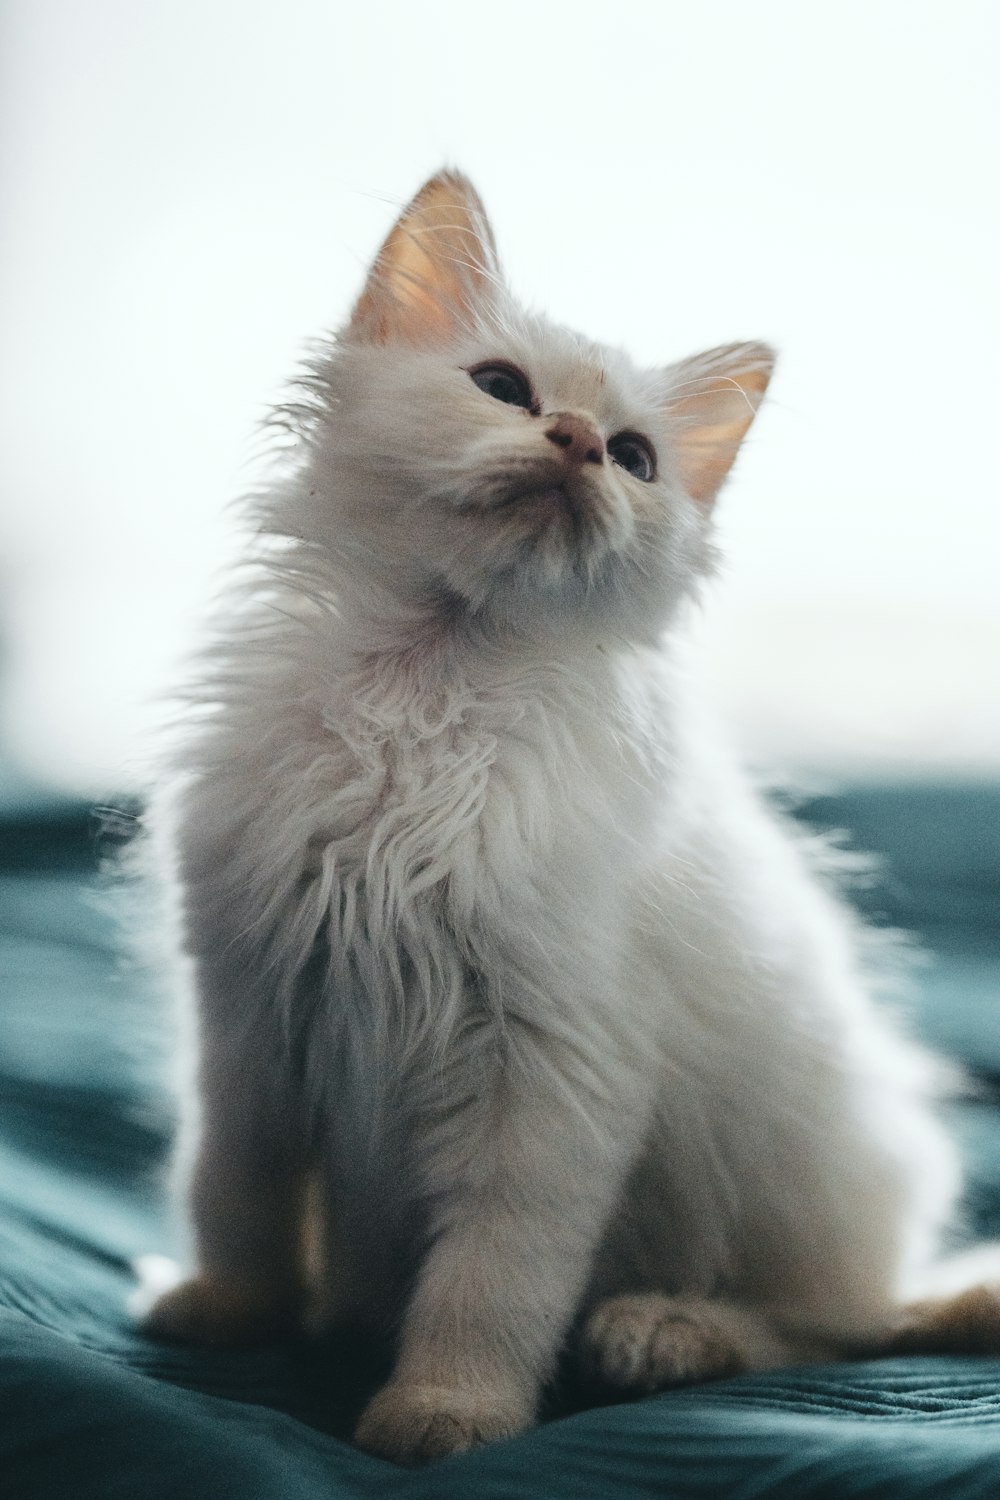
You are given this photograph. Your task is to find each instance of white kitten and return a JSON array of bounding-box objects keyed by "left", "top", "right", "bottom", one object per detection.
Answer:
[{"left": 143, "top": 171, "right": 998, "bottom": 1464}]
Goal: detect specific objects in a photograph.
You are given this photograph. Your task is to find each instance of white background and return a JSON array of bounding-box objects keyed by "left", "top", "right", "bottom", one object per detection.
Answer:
[{"left": 1, "top": 0, "right": 997, "bottom": 792}]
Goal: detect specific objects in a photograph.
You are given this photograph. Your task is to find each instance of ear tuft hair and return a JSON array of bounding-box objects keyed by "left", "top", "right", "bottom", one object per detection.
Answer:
[
  {"left": 347, "top": 170, "right": 501, "bottom": 347},
  {"left": 664, "top": 342, "right": 775, "bottom": 505}
]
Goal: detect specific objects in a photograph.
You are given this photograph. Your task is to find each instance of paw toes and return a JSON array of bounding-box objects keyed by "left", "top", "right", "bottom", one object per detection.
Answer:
[
  {"left": 582, "top": 1294, "right": 745, "bottom": 1392},
  {"left": 354, "top": 1381, "right": 529, "bottom": 1464},
  {"left": 583, "top": 1298, "right": 659, "bottom": 1388}
]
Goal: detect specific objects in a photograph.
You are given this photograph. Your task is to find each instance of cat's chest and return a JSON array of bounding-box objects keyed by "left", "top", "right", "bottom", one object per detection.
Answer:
[{"left": 302, "top": 662, "right": 659, "bottom": 901}]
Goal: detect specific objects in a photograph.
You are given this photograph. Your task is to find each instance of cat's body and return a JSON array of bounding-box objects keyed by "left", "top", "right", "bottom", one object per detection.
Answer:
[{"left": 144, "top": 172, "right": 994, "bottom": 1463}]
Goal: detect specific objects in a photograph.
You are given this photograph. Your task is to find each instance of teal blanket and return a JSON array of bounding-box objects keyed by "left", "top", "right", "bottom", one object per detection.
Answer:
[{"left": 2, "top": 785, "right": 1000, "bottom": 1498}]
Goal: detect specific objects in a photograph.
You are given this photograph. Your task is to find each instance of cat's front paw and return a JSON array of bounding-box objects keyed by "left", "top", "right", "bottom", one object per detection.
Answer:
[
  {"left": 141, "top": 1274, "right": 295, "bottom": 1348},
  {"left": 581, "top": 1293, "right": 746, "bottom": 1392},
  {"left": 354, "top": 1380, "right": 531, "bottom": 1465}
]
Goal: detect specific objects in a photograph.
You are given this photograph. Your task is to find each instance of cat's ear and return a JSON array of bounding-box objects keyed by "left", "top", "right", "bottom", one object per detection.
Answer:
[
  {"left": 663, "top": 342, "right": 774, "bottom": 505},
  {"left": 347, "top": 170, "right": 500, "bottom": 347}
]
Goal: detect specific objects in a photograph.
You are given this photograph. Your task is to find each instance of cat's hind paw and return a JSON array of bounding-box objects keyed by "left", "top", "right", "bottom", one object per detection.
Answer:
[
  {"left": 893, "top": 1284, "right": 1000, "bottom": 1354},
  {"left": 581, "top": 1293, "right": 754, "bottom": 1392},
  {"left": 354, "top": 1380, "right": 531, "bottom": 1465},
  {"left": 140, "top": 1273, "right": 296, "bottom": 1348}
]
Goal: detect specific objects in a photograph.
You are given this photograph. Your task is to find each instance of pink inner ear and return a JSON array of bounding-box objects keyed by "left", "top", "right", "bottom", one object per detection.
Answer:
[
  {"left": 678, "top": 430, "right": 747, "bottom": 505},
  {"left": 347, "top": 171, "right": 500, "bottom": 347},
  {"left": 667, "top": 351, "right": 773, "bottom": 505}
]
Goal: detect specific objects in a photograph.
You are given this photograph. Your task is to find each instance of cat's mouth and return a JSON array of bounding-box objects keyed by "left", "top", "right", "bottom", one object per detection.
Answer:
[
  {"left": 519, "top": 483, "right": 574, "bottom": 516},
  {"left": 487, "top": 476, "right": 606, "bottom": 525},
  {"left": 497, "top": 477, "right": 629, "bottom": 547},
  {"left": 448, "top": 465, "right": 636, "bottom": 575}
]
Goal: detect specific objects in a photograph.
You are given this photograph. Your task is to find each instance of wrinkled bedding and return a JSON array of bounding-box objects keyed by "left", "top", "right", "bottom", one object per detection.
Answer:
[{"left": 2, "top": 781, "right": 999, "bottom": 1498}]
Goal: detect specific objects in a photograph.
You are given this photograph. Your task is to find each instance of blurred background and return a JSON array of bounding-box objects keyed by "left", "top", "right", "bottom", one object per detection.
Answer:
[
  {"left": 1, "top": 0, "right": 997, "bottom": 796},
  {"left": 2, "top": 9, "right": 1000, "bottom": 1486}
]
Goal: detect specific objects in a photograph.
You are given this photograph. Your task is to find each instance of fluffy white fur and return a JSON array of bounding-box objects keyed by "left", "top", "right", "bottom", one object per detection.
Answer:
[{"left": 143, "top": 172, "right": 991, "bottom": 1464}]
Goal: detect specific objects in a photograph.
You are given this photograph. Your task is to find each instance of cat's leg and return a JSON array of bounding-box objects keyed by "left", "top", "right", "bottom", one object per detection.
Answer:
[
  {"left": 581, "top": 1292, "right": 825, "bottom": 1393},
  {"left": 353, "top": 1014, "right": 649, "bottom": 1464},
  {"left": 613, "top": 1078, "right": 959, "bottom": 1378},
  {"left": 578, "top": 1112, "right": 920, "bottom": 1397},
  {"left": 300, "top": 1161, "right": 404, "bottom": 1337},
  {"left": 611, "top": 809, "right": 965, "bottom": 1379},
  {"left": 142, "top": 956, "right": 307, "bottom": 1347}
]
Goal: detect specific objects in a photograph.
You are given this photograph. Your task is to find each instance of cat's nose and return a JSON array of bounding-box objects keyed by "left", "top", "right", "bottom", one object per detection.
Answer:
[{"left": 545, "top": 412, "right": 605, "bottom": 467}]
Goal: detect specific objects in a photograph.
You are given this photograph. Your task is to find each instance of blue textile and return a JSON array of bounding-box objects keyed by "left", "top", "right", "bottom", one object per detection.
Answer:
[{"left": 2, "top": 784, "right": 999, "bottom": 1498}]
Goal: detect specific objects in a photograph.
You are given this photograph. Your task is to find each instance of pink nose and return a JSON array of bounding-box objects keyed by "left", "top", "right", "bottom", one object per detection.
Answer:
[{"left": 545, "top": 412, "right": 605, "bottom": 466}]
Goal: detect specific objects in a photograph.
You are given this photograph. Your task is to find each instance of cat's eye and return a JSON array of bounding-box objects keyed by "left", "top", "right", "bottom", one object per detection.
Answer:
[
  {"left": 467, "top": 361, "right": 535, "bottom": 411},
  {"left": 607, "top": 432, "right": 657, "bottom": 482}
]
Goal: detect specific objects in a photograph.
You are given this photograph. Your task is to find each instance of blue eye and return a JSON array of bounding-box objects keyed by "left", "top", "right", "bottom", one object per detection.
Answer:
[
  {"left": 608, "top": 431, "right": 656, "bottom": 482},
  {"left": 468, "top": 362, "right": 534, "bottom": 411}
]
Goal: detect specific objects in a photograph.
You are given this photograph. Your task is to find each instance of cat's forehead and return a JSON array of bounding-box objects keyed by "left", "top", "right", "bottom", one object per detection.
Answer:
[{"left": 474, "top": 311, "right": 660, "bottom": 426}]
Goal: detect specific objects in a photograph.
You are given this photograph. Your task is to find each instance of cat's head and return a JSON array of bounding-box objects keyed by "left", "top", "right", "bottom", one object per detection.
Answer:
[{"left": 281, "top": 171, "right": 772, "bottom": 645}]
